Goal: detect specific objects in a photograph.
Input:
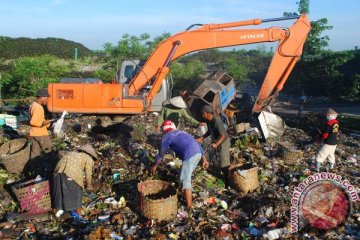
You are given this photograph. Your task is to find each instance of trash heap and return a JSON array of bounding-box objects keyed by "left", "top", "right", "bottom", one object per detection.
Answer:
[{"left": 0, "top": 112, "right": 359, "bottom": 239}]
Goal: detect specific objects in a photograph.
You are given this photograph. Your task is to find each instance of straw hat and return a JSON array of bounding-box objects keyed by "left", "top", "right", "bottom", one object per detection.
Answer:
[
  {"left": 78, "top": 144, "right": 97, "bottom": 159},
  {"left": 326, "top": 108, "right": 338, "bottom": 115},
  {"left": 168, "top": 96, "right": 187, "bottom": 109}
]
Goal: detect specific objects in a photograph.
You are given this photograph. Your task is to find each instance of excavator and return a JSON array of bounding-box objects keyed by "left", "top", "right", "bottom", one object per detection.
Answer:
[{"left": 47, "top": 14, "right": 311, "bottom": 125}]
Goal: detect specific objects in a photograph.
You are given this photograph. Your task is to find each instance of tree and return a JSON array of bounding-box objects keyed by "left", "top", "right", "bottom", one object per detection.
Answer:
[
  {"left": 170, "top": 59, "right": 205, "bottom": 95},
  {"left": 222, "top": 57, "right": 248, "bottom": 87},
  {"left": 303, "top": 18, "right": 333, "bottom": 56},
  {"left": 6, "top": 55, "right": 69, "bottom": 98},
  {"left": 284, "top": 0, "right": 333, "bottom": 56}
]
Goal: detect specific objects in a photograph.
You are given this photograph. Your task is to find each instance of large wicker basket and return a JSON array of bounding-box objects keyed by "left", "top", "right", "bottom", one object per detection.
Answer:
[
  {"left": 11, "top": 179, "right": 51, "bottom": 214},
  {"left": 0, "top": 141, "right": 30, "bottom": 174},
  {"left": 0, "top": 141, "right": 10, "bottom": 155},
  {"left": 281, "top": 148, "right": 303, "bottom": 165},
  {"left": 9, "top": 138, "right": 27, "bottom": 154},
  {"left": 230, "top": 163, "right": 259, "bottom": 194},
  {"left": 137, "top": 180, "right": 177, "bottom": 221}
]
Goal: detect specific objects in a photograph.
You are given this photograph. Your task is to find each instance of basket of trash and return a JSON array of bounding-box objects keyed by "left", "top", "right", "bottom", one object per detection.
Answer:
[
  {"left": 137, "top": 180, "right": 177, "bottom": 221},
  {"left": 11, "top": 178, "right": 51, "bottom": 214},
  {"left": 281, "top": 147, "right": 303, "bottom": 165},
  {"left": 0, "top": 139, "right": 30, "bottom": 174},
  {"left": 230, "top": 163, "right": 259, "bottom": 194}
]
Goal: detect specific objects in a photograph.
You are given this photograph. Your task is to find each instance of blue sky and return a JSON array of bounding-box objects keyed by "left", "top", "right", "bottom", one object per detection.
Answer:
[{"left": 0, "top": 0, "right": 359, "bottom": 51}]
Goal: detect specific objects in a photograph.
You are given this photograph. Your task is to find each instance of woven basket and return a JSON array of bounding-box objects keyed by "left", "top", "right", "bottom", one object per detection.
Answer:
[
  {"left": 137, "top": 180, "right": 177, "bottom": 221},
  {"left": 0, "top": 142, "right": 10, "bottom": 155},
  {"left": 230, "top": 163, "right": 259, "bottom": 194},
  {"left": 9, "top": 138, "right": 27, "bottom": 154},
  {"left": 11, "top": 179, "right": 51, "bottom": 214},
  {"left": 282, "top": 148, "right": 303, "bottom": 165},
  {"left": 0, "top": 143, "right": 30, "bottom": 174}
]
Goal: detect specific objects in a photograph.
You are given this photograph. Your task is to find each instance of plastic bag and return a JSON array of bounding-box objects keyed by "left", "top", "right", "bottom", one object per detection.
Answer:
[{"left": 53, "top": 111, "right": 68, "bottom": 136}]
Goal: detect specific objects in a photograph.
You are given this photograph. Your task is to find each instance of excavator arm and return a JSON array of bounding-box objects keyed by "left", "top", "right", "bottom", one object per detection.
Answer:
[{"left": 127, "top": 14, "right": 311, "bottom": 113}]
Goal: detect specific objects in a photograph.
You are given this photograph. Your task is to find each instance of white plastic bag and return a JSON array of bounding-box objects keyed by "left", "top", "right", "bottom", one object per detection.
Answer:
[{"left": 53, "top": 111, "right": 68, "bottom": 136}]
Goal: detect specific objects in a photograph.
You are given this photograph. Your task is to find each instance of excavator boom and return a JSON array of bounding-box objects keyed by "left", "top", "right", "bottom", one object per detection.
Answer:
[
  {"left": 47, "top": 14, "right": 310, "bottom": 115},
  {"left": 127, "top": 14, "right": 311, "bottom": 112}
]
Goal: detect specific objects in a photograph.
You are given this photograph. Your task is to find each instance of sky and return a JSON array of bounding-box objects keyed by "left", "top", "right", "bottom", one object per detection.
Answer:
[{"left": 0, "top": 0, "right": 359, "bottom": 51}]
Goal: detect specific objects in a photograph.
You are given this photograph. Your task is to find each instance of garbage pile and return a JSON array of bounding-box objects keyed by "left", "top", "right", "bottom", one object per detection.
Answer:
[{"left": 0, "top": 111, "right": 359, "bottom": 239}]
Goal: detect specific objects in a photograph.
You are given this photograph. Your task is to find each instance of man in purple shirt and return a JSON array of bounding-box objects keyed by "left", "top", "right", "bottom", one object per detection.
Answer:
[{"left": 151, "top": 120, "right": 209, "bottom": 209}]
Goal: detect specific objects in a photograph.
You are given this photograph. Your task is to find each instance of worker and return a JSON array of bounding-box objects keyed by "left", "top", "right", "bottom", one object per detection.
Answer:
[
  {"left": 52, "top": 144, "right": 97, "bottom": 220},
  {"left": 29, "top": 88, "right": 53, "bottom": 164},
  {"left": 314, "top": 108, "right": 340, "bottom": 172},
  {"left": 197, "top": 105, "right": 231, "bottom": 188},
  {"left": 156, "top": 96, "right": 199, "bottom": 130},
  {"left": 151, "top": 120, "right": 209, "bottom": 210}
]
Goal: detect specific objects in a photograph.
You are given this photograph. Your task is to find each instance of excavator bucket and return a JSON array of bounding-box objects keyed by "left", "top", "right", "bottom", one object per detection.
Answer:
[{"left": 257, "top": 110, "right": 285, "bottom": 140}]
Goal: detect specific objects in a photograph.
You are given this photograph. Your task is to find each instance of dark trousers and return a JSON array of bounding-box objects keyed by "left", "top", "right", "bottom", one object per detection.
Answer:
[
  {"left": 52, "top": 173, "right": 83, "bottom": 211},
  {"left": 30, "top": 135, "right": 52, "bottom": 159}
]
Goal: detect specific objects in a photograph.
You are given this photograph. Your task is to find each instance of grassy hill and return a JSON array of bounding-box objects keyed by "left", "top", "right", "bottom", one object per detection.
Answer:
[{"left": 0, "top": 36, "right": 93, "bottom": 59}]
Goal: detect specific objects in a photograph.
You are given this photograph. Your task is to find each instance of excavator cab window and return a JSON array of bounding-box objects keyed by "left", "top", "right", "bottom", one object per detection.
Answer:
[{"left": 124, "top": 65, "right": 135, "bottom": 83}]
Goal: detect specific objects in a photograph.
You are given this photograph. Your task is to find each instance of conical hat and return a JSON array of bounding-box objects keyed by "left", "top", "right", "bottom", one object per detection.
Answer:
[
  {"left": 168, "top": 96, "right": 187, "bottom": 109},
  {"left": 326, "top": 108, "right": 338, "bottom": 115},
  {"left": 78, "top": 144, "right": 97, "bottom": 159}
]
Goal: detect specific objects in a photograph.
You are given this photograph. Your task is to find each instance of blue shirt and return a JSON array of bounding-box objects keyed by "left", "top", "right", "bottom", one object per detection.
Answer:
[{"left": 155, "top": 130, "right": 202, "bottom": 165}]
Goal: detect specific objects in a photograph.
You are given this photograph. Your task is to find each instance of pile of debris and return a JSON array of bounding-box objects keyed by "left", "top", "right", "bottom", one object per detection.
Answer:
[{"left": 0, "top": 112, "right": 358, "bottom": 239}]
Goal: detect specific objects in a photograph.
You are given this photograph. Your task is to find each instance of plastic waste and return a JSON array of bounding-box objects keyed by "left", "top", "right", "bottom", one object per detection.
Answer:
[
  {"left": 168, "top": 233, "right": 179, "bottom": 239},
  {"left": 118, "top": 197, "right": 126, "bottom": 208},
  {"left": 262, "top": 227, "right": 288, "bottom": 240},
  {"left": 69, "top": 210, "right": 88, "bottom": 223},
  {"left": 346, "top": 154, "right": 357, "bottom": 164},
  {"left": 219, "top": 200, "right": 228, "bottom": 209},
  {"left": 113, "top": 173, "right": 121, "bottom": 181},
  {"left": 53, "top": 110, "right": 68, "bottom": 136},
  {"left": 124, "top": 226, "right": 137, "bottom": 235},
  {"left": 221, "top": 223, "right": 232, "bottom": 231},
  {"left": 110, "top": 232, "right": 123, "bottom": 240},
  {"left": 55, "top": 210, "right": 64, "bottom": 218},
  {"left": 205, "top": 197, "right": 217, "bottom": 205},
  {"left": 34, "top": 175, "right": 43, "bottom": 183},
  {"left": 177, "top": 209, "right": 188, "bottom": 220},
  {"left": 104, "top": 197, "right": 118, "bottom": 205},
  {"left": 249, "top": 222, "right": 261, "bottom": 236},
  {"left": 197, "top": 125, "right": 208, "bottom": 136}
]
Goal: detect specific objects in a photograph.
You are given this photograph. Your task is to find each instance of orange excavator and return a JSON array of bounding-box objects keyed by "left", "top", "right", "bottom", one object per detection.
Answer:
[{"left": 47, "top": 14, "right": 311, "bottom": 116}]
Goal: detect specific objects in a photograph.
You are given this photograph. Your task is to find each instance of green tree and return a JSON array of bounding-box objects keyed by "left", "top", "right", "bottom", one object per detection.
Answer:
[
  {"left": 284, "top": 0, "right": 333, "bottom": 56},
  {"left": 170, "top": 59, "right": 205, "bottom": 95},
  {"left": 6, "top": 55, "right": 69, "bottom": 97},
  {"left": 103, "top": 32, "right": 171, "bottom": 64},
  {"left": 223, "top": 57, "right": 248, "bottom": 87},
  {"left": 304, "top": 18, "right": 333, "bottom": 56}
]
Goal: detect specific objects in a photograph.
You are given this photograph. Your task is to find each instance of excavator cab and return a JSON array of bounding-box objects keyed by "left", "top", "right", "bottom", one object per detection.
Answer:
[{"left": 117, "top": 60, "right": 171, "bottom": 112}]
